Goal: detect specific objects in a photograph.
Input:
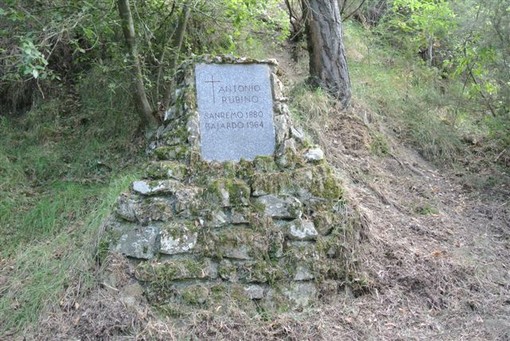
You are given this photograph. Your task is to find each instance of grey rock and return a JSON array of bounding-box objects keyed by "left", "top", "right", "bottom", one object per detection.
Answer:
[
  {"left": 204, "top": 210, "right": 229, "bottom": 228},
  {"left": 160, "top": 225, "right": 197, "bottom": 255},
  {"left": 256, "top": 195, "right": 302, "bottom": 219},
  {"left": 117, "top": 194, "right": 174, "bottom": 223},
  {"left": 294, "top": 265, "right": 314, "bottom": 281},
  {"left": 144, "top": 197, "right": 175, "bottom": 222},
  {"left": 276, "top": 138, "right": 298, "bottom": 168},
  {"left": 284, "top": 282, "right": 317, "bottom": 307},
  {"left": 218, "top": 259, "right": 238, "bottom": 281},
  {"left": 174, "top": 186, "right": 202, "bottom": 214},
  {"left": 206, "top": 179, "right": 250, "bottom": 208},
  {"left": 145, "top": 161, "right": 187, "bottom": 181},
  {"left": 274, "top": 102, "right": 290, "bottom": 116},
  {"left": 115, "top": 225, "right": 161, "bottom": 260},
  {"left": 304, "top": 147, "right": 324, "bottom": 162},
  {"left": 244, "top": 285, "right": 265, "bottom": 300},
  {"left": 274, "top": 115, "right": 290, "bottom": 144},
  {"left": 231, "top": 207, "right": 250, "bottom": 224},
  {"left": 132, "top": 179, "right": 182, "bottom": 196},
  {"left": 269, "top": 230, "right": 284, "bottom": 258},
  {"left": 187, "top": 115, "right": 200, "bottom": 145},
  {"left": 205, "top": 258, "right": 219, "bottom": 279},
  {"left": 287, "top": 219, "right": 318, "bottom": 241},
  {"left": 116, "top": 193, "right": 140, "bottom": 222},
  {"left": 224, "top": 244, "right": 251, "bottom": 260},
  {"left": 271, "top": 73, "right": 286, "bottom": 102},
  {"left": 164, "top": 107, "right": 176, "bottom": 122},
  {"left": 116, "top": 194, "right": 174, "bottom": 224},
  {"left": 181, "top": 284, "right": 210, "bottom": 305},
  {"left": 119, "top": 283, "right": 145, "bottom": 308},
  {"left": 291, "top": 126, "right": 305, "bottom": 143}
]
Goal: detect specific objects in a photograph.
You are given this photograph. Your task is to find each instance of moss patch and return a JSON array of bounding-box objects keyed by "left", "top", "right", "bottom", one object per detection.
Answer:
[
  {"left": 135, "top": 258, "right": 216, "bottom": 282},
  {"left": 205, "top": 178, "right": 251, "bottom": 207},
  {"left": 145, "top": 161, "right": 188, "bottom": 180}
]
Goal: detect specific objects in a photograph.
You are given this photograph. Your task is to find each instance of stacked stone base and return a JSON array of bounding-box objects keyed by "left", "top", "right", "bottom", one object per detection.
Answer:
[{"left": 102, "top": 56, "right": 362, "bottom": 313}]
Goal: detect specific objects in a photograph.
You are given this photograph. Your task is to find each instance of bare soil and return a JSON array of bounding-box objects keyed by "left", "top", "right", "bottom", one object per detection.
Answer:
[{"left": 24, "top": 50, "right": 510, "bottom": 340}]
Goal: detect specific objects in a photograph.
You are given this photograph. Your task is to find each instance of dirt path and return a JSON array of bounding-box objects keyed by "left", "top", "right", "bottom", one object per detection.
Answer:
[
  {"left": 273, "top": 42, "right": 510, "bottom": 338},
  {"left": 317, "top": 112, "right": 510, "bottom": 340}
]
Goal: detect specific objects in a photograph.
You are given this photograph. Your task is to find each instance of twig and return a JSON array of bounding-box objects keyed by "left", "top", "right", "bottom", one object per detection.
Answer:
[{"left": 494, "top": 148, "right": 507, "bottom": 162}]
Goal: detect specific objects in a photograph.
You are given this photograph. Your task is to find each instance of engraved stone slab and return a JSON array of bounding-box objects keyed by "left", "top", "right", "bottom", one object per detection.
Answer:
[{"left": 195, "top": 63, "right": 276, "bottom": 161}]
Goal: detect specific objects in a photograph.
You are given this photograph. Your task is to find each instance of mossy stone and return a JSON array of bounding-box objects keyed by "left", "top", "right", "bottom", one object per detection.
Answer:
[
  {"left": 251, "top": 165, "right": 343, "bottom": 200},
  {"left": 309, "top": 164, "right": 343, "bottom": 200},
  {"left": 205, "top": 178, "right": 250, "bottom": 207},
  {"left": 154, "top": 145, "right": 189, "bottom": 161},
  {"left": 135, "top": 258, "right": 217, "bottom": 282},
  {"left": 181, "top": 285, "right": 210, "bottom": 305},
  {"left": 199, "top": 228, "right": 267, "bottom": 260},
  {"left": 145, "top": 161, "right": 188, "bottom": 180},
  {"left": 253, "top": 155, "right": 278, "bottom": 173}
]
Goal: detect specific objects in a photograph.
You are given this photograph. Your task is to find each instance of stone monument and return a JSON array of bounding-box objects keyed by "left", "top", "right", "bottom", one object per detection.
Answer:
[
  {"left": 103, "top": 56, "right": 363, "bottom": 313},
  {"left": 195, "top": 63, "right": 275, "bottom": 161}
]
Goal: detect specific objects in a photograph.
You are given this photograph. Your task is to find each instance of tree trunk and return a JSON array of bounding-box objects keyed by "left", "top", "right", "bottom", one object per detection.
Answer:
[
  {"left": 117, "top": 0, "right": 158, "bottom": 127},
  {"left": 162, "top": 3, "right": 191, "bottom": 109},
  {"left": 304, "top": 0, "right": 352, "bottom": 108}
]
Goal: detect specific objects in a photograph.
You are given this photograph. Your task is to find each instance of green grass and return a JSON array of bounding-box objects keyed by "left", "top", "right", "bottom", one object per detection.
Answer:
[
  {"left": 344, "top": 22, "right": 465, "bottom": 164},
  {"left": 0, "top": 174, "right": 138, "bottom": 334},
  {"left": 0, "top": 64, "right": 146, "bottom": 335}
]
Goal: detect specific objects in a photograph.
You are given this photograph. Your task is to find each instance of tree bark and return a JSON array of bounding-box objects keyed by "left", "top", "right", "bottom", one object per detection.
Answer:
[
  {"left": 117, "top": 0, "right": 158, "bottom": 127},
  {"left": 162, "top": 3, "right": 191, "bottom": 109},
  {"left": 304, "top": 0, "right": 352, "bottom": 108}
]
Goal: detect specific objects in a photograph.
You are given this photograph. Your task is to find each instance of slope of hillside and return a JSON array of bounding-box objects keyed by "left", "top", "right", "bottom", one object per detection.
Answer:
[
  {"left": 2, "top": 24, "right": 509, "bottom": 340},
  {"left": 25, "top": 88, "right": 509, "bottom": 341}
]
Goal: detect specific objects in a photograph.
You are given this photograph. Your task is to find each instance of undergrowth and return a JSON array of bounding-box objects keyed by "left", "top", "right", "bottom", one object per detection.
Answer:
[
  {"left": 288, "top": 22, "right": 508, "bottom": 191},
  {"left": 0, "top": 64, "right": 145, "bottom": 335}
]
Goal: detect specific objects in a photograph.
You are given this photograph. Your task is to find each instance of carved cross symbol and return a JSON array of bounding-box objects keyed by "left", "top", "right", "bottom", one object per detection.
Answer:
[{"left": 204, "top": 74, "right": 220, "bottom": 104}]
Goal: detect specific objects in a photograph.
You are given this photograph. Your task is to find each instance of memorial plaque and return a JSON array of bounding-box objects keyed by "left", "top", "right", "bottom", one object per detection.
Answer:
[{"left": 195, "top": 63, "right": 276, "bottom": 161}]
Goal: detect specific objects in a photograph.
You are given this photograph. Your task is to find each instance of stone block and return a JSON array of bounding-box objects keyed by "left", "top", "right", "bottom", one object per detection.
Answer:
[
  {"left": 231, "top": 207, "right": 251, "bottom": 224},
  {"left": 304, "top": 147, "right": 324, "bottom": 162},
  {"left": 145, "top": 161, "right": 188, "bottom": 180},
  {"left": 181, "top": 284, "right": 210, "bottom": 305},
  {"left": 290, "top": 126, "right": 305, "bottom": 143},
  {"left": 251, "top": 168, "right": 313, "bottom": 197},
  {"left": 201, "top": 228, "right": 267, "bottom": 260},
  {"left": 271, "top": 72, "right": 285, "bottom": 102},
  {"left": 283, "top": 282, "right": 317, "bottom": 307},
  {"left": 132, "top": 179, "right": 183, "bottom": 196},
  {"left": 286, "top": 219, "right": 318, "bottom": 241},
  {"left": 114, "top": 225, "right": 161, "bottom": 260},
  {"left": 293, "top": 265, "right": 314, "bottom": 281},
  {"left": 205, "top": 178, "right": 250, "bottom": 207},
  {"left": 160, "top": 222, "right": 197, "bottom": 255},
  {"left": 116, "top": 194, "right": 174, "bottom": 223},
  {"left": 195, "top": 63, "right": 276, "bottom": 162},
  {"left": 274, "top": 115, "right": 290, "bottom": 144},
  {"left": 202, "top": 209, "right": 229, "bottom": 228},
  {"left": 154, "top": 145, "right": 188, "bottom": 161},
  {"left": 255, "top": 195, "right": 302, "bottom": 219},
  {"left": 135, "top": 258, "right": 218, "bottom": 282},
  {"left": 116, "top": 193, "right": 140, "bottom": 222},
  {"left": 275, "top": 138, "right": 301, "bottom": 169},
  {"left": 218, "top": 259, "right": 283, "bottom": 284},
  {"left": 174, "top": 185, "right": 203, "bottom": 215},
  {"left": 244, "top": 285, "right": 265, "bottom": 300}
]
